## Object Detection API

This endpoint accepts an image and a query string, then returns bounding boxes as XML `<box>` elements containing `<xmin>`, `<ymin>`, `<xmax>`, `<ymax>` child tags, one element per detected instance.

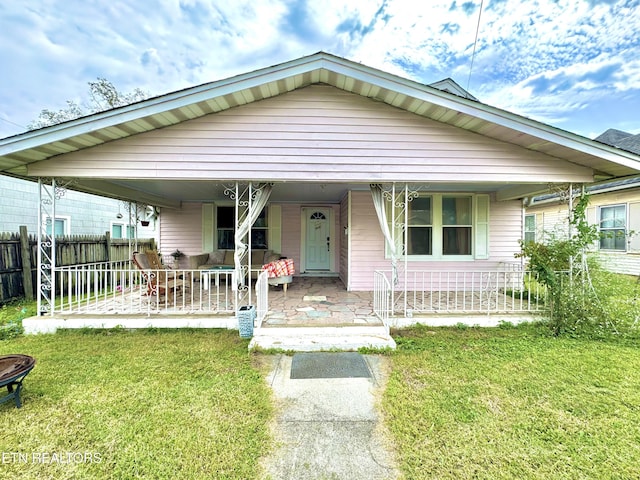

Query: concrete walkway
<box><xmin>260</xmin><ymin>353</ymin><xmax>400</xmax><ymax>480</ymax></box>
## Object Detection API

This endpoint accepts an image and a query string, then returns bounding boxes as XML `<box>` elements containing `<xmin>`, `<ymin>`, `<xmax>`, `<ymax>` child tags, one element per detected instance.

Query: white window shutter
<box><xmin>202</xmin><ymin>204</ymin><xmax>214</xmax><ymax>252</ymax></box>
<box><xmin>629</xmin><ymin>202</ymin><xmax>640</xmax><ymax>253</ymax></box>
<box><xmin>268</xmin><ymin>205</ymin><xmax>282</xmax><ymax>253</ymax></box>
<box><xmin>475</xmin><ymin>194</ymin><xmax>490</xmax><ymax>259</ymax></box>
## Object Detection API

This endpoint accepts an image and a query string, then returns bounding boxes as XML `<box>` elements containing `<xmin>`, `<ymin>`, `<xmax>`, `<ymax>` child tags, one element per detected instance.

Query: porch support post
<box><xmin>402</xmin><ymin>183</ymin><xmax>409</xmax><ymax>315</ymax></box>
<box><xmin>236</xmin><ymin>181</ymin><xmax>251</xmax><ymax>306</ymax></box>
<box><xmin>37</xmin><ymin>178</ymin><xmax>56</xmax><ymax>316</ymax></box>
<box><xmin>371</xmin><ymin>182</ymin><xmax>419</xmax><ymax>316</ymax></box>
<box><xmin>225</xmin><ymin>181</ymin><xmax>273</xmax><ymax>309</ymax></box>
<box><xmin>568</xmin><ymin>183</ymin><xmax>574</xmax><ymax>282</ymax></box>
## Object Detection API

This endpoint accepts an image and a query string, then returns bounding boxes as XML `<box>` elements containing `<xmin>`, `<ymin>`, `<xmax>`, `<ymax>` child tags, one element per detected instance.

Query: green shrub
<box><xmin>518</xmin><ymin>191</ymin><xmax>639</xmax><ymax>338</ymax></box>
<box><xmin>0</xmin><ymin>300</ymin><xmax>35</xmax><ymax>340</ymax></box>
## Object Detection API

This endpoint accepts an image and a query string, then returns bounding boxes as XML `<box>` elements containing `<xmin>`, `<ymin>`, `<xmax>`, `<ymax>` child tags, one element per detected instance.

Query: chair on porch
<box><xmin>145</xmin><ymin>250</ymin><xmax>169</xmax><ymax>271</ymax></box>
<box><xmin>262</xmin><ymin>258</ymin><xmax>295</xmax><ymax>293</ymax></box>
<box><xmin>132</xmin><ymin>251</ymin><xmax>185</xmax><ymax>299</ymax></box>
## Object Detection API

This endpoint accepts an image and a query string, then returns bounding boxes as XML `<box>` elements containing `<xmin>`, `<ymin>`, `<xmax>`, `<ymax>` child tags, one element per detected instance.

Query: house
<box><xmin>526</xmin><ymin>129</ymin><xmax>640</xmax><ymax>276</ymax></box>
<box><xmin>0</xmin><ymin>174</ymin><xmax>157</xmax><ymax>239</ymax></box>
<box><xmin>1</xmin><ymin>52</ymin><xmax>639</xmax><ymax>349</ymax></box>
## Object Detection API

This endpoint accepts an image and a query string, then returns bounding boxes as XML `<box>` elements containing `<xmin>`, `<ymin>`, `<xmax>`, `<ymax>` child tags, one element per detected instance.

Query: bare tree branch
<box><xmin>28</xmin><ymin>78</ymin><xmax>149</xmax><ymax>130</ymax></box>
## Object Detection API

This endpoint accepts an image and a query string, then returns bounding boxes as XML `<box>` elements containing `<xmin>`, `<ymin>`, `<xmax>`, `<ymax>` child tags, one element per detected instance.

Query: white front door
<box><xmin>305</xmin><ymin>208</ymin><xmax>331</xmax><ymax>270</ymax></box>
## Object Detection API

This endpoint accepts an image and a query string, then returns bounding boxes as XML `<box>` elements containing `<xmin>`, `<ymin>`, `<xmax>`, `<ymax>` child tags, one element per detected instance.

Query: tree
<box><xmin>28</xmin><ymin>78</ymin><xmax>148</xmax><ymax>130</ymax></box>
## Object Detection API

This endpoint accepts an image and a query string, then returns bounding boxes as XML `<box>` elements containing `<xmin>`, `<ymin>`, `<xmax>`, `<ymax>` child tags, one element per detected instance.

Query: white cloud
<box><xmin>0</xmin><ymin>0</ymin><xmax>639</xmax><ymax>139</ymax></box>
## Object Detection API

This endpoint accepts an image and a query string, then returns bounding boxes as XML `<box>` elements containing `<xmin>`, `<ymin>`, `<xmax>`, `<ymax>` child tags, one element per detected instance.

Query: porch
<box><xmin>23</xmin><ymin>262</ymin><xmax>548</xmax><ymax>351</ymax></box>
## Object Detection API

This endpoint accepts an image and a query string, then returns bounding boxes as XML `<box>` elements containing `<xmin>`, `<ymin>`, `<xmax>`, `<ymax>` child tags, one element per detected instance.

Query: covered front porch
<box><xmin>24</xmin><ymin>262</ymin><xmax>547</xmax><ymax>349</ymax></box>
<box><xmin>23</xmin><ymin>176</ymin><xmax>554</xmax><ymax>351</ymax></box>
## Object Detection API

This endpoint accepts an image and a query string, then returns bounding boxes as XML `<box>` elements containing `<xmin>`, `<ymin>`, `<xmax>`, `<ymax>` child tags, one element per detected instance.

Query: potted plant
<box><xmin>170</xmin><ymin>249</ymin><xmax>184</xmax><ymax>268</ymax></box>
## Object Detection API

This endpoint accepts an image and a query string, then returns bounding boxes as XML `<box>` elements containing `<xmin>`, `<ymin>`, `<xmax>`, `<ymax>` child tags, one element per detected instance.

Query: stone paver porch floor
<box><xmin>263</xmin><ymin>276</ymin><xmax>381</xmax><ymax>327</ymax></box>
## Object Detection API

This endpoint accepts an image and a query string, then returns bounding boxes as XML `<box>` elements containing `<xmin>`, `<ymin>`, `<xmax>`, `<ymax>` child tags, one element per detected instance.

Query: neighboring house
<box><xmin>526</xmin><ymin>129</ymin><xmax>640</xmax><ymax>275</ymax></box>
<box><xmin>0</xmin><ymin>174</ymin><xmax>157</xmax><ymax>239</ymax></box>
<box><xmin>1</xmin><ymin>52</ymin><xmax>639</xmax><ymax>342</ymax></box>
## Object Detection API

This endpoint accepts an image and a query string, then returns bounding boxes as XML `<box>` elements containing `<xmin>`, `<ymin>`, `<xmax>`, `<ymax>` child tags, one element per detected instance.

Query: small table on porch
<box><xmin>200</xmin><ymin>266</ymin><xmax>235</xmax><ymax>290</ymax></box>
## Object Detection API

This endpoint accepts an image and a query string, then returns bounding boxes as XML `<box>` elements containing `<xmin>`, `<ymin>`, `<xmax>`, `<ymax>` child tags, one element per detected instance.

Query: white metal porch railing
<box><xmin>373</xmin><ymin>269</ymin><xmax>549</xmax><ymax>317</ymax></box>
<box><xmin>373</xmin><ymin>270</ymin><xmax>392</xmax><ymax>333</ymax></box>
<box><xmin>53</xmin><ymin>262</ymin><xmax>237</xmax><ymax>315</ymax></box>
<box><xmin>255</xmin><ymin>271</ymin><xmax>268</xmax><ymax>329</ymax></box>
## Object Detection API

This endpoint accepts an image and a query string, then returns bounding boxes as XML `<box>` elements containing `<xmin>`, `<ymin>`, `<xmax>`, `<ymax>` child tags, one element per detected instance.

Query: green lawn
<box><xmin>3</xmin><ymin>316</ymin><xmax>640</xmax><ymax>479</ymax></box>
<box><xmin>0</xmin><ymin>329</ymin><xmax>273</xmax><ymax>479</ymax></box>
<box><xmin>384</xmin><ymin>324</ymin><xmax>640</xmax><ymax>479</ymax></box>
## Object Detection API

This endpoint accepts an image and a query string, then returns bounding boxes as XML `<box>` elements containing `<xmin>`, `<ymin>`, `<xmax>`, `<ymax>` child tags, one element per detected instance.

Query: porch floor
<box><xmin>263</xmin><ymin>276</ymin><xmax>380</xmax><ymax>327</ymax></box>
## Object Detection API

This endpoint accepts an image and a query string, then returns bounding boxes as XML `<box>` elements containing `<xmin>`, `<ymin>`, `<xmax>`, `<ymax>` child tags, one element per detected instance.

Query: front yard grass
<box><xmin>3</xmin><ymin>321</ymin><xmax>640</xmax><ymax>479</ymax></box>
<box><xmin>0</xmin><ymin>329</ymin><xmax>272</xmax><ymax>479</ymax></box>
<box><xmin>384</xmin><ymin>324</ymin><xmax>640</xmax><ymax>479</ymax></box>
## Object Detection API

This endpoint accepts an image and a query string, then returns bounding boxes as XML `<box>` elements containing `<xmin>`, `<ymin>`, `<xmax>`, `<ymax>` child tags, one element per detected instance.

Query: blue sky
<box><xmin>1</xmin><ymin>0</ymin><xmax>639</xmax><ymax>140</ymax></box>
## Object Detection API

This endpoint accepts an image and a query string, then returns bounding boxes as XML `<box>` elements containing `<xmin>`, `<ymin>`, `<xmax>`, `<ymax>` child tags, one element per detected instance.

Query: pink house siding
<box><xmin>349</xmin><ymin>191</ymin><xmax>387</xmax><ymax>290</ymax></box>
<box><xmin>488</xmin><ymin>197</ymin><xmax>525</xmax><ymax>264</ymax></box>
<box><xmin>156</xmin><ymin>192</ymin><xmax>523</xmax><ymax>287</ymax></box>
<box><xmin>280</xmin><ymin>204</ymin><xmax>302</xmax><ymax>269</ymax></box>
<box><xmin>159</xmin><ymin>202</ymin><xmax>202</xmax><ymax>268</ymax></box>
<box><xmin>28</xmin><ymin>85</ymin><xmax>593</xmax><ymax>185</ymax></box>
<box><xmin>347</xmin><ymin>191</ymin><xmax>524</xmax><ymax>291</ymax></box>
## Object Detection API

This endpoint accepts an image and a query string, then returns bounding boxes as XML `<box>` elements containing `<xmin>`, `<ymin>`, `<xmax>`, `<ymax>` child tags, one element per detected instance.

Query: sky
<box><xmin>1</xmin><ymin>0</ymin><xmax>639</xmax><ymax>140</ymax></box>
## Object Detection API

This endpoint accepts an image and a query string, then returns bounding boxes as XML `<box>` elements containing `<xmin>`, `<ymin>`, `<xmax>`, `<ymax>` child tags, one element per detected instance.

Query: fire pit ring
<box><xmin>0</xmin><ymin>354</ymin><xmax>36</xmax><ymax>408</ymax></box>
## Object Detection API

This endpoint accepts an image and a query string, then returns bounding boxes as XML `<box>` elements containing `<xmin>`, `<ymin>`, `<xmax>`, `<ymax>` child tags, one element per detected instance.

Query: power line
<box><xmin>0</xmin><ymin>116</ymin><xmax>26</xmax><ymax>129</ymax></box>
<box><xmin>467</xmin><ymin>0</ymin><xmax>484</xmax><ymax>93</ymax></box>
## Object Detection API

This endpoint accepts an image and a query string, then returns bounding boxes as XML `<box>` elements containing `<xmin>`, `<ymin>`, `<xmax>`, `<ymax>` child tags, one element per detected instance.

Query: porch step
<box><xmin>248</xmin><ymin>325</ymin><xmax>396</xmax><ymax>352</ymax></box>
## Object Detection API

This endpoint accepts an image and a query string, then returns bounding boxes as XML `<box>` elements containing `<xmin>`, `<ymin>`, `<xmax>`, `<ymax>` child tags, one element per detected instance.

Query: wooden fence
<box><xmin>0</xmin><ymin>226</ymin><xmax>156</xmax><ymax>304</ymax></box>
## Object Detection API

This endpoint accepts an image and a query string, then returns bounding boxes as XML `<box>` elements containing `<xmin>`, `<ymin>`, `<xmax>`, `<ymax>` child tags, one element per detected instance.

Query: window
<box><xmin>524</xmin><ymin>214</ymin><xmax>536</xmax><ymax>244</ymax></box>
<box><xmin>111</xmin><ymin>223</ymin><xmax>135</xmax><ymax>239</ymax></box>
<box><xmin>599</xmin><ymin>204</ymin><xmax>626</xmax><ymax>251</ymax></box>
<box><xmin>442</xmin><ymin>197</ymin><xmax>472</xmax><ymax>255</ymax></box>
<box><xmin>44</xmin><ymin>216</ymin><xmax>69</xmax><ymax>236</ymax></box>
<box><xmin>404</xmin><ymin>194</ymin><xmax>478</xmax><ymax>258</ymax></box>
<box><xmin>216</xmin><ymin>206</ymin><xmax>268</xmax><ymax>250</ymax></box>
<box><xmin>407</xmin><ymin>196</ymin><xmax>432</xmax><ymax>255</ymax></box>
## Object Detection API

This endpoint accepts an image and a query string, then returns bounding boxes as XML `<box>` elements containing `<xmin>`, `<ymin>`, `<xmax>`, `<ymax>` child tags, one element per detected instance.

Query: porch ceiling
<box><xmin>66</xmin><ymin>179</ymin><xmax>507</xmax><ymax>208</ymax></box>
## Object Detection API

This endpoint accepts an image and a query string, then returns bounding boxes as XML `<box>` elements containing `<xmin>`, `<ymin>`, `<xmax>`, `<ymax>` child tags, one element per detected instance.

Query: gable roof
<box><xmin>1</xmin><ymin>51</ymin><xmax>639</xmax><ymax>204</ymax></box>
<box><xmin>595</xmin><ymin>128</ymin><xmax>640</xmax><ymax>155</ymax></box>
<box><xmin>427</xmin><ymin>78</ymin><xmax>478</xmax><ymax>101</ymax></box>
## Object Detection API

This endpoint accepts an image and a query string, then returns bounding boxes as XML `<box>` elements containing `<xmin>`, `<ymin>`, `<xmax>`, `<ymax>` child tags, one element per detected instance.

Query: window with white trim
<box><xmin>111</xmin><ymin>223</ymin><xmax>135</xmax><ymax>239</ymax></box>
<box><xmin>442</xmin><ymin>196</ymin><xmax>472</xmax><ymax>255</ymax></box>
<box><xmin>44</xmin><ymin>216</ymin><xmax>70</xmax><ymax>236</ymax></box>
<box><xmin>400</xmin><ymin>194</ymin><xmax>485</xmax><ymax>259</ymax></box>
<box><xmin>216</xmin><ymin>206</ymin><xmax>268</xmax><ymax>250</ymax></box>
<box><xmin>599</xmin><ymin>204</ymin><xmax>626</xmax><ymax>251</ymax></box>
<box><xmin>407</xmin><ymin>196</ymin><xmax>432</xmax><ymax>255</ymax></box>
<box><xmin>524</xmin><ymin>214</ymin><xmax>536</xmax><ymax>244</ymax></box>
